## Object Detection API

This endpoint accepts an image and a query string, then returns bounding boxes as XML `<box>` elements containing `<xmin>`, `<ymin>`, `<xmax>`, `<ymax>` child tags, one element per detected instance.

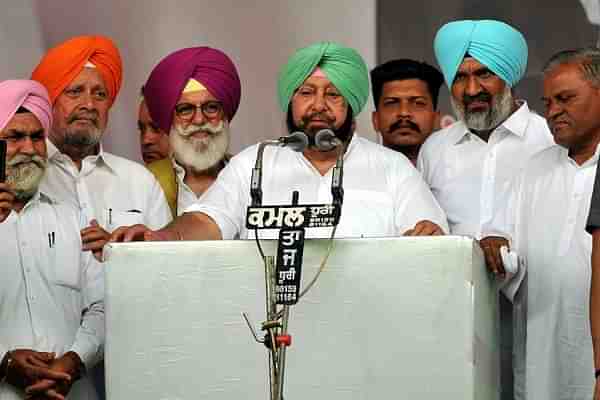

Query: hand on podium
<box><xmin>110</xmin><ymin>224</ymin><xmax>179</xmax><ymax>242</ymax></box>
<box><xmin>403</xmin><ymin>220</ymin><xmax>445</xmax><ymax>236</ymax></box>
<box><xmin>479</xmin><ymin>236</ymin><xmax>509</xmax><ymax>277</ymax></box>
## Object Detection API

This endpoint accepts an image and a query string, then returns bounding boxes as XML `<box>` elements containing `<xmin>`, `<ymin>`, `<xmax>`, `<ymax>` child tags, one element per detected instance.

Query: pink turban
<box><xmin>0</xmin><ymin>80</ymin><xmax>52</xmax><ymax>134</ymax></box>
<box><xmin>142</xmin><ymin>47</ymin><xmax>241</xmax><ymax>132</ymax></box>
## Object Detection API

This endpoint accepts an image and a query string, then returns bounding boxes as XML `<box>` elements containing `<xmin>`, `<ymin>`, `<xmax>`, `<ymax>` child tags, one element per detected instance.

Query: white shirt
<box><xmin>173</xmin><ymin>159</ymin><xmax>204</xmax><ymax>217</ymax></box>
<box><xmin>0</xmin><ymin>191</ymin><xmax>104</xmax><ymax>400</ymax></box>
<box><xmin>186</xmin><ymin>135</ymin><xmax>449</xmax><ymax>239</ymax></box>
<box><xmin>497</xmin><ymin>145</ymin><xmax>596</xmax><ymax>400</ymax></box>
<box><xmin>40</xmin><ymin>140</ymin><xmax>172</xmax><ymax>232</ymax></box>
<box><xmin>417</xmin><ymin>102</ymin><xmax>553</xmax><ymax>238</ymax></box>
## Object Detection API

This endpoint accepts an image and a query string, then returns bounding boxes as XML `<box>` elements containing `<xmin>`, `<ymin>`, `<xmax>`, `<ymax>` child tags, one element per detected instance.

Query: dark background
<box><xmin>377</xmin><ymin>0</ymin><xmax>597</xmax><ymax>115</ymax></box>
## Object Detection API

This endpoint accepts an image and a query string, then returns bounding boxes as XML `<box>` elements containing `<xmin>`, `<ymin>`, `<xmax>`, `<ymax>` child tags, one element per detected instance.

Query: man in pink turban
<box><xmin>142</xmin><ymin>46</ymin><xmax>241</xmax><ymax>217</ymax></box>
<box><xmin>0</xmin><ymin>80</ymin><xmax>105</xmax><ymax>400</ymax></box>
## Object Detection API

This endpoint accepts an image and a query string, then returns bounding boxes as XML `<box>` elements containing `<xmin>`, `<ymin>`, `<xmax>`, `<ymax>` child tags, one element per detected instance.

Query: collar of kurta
<box><xmin>46</xmin><ymin>138</ymin><xmax>117</xmax><ymax>174</ymax></box>
<box><xmin>560</xmin><ymin>141</ymin><xmax>600</xmax><ymax>168</ymax></box>
<box><xmin>453</xmin><ymin>100</ymin><xmax>530</xmax><ymax>145</ymax></box>
<box><xmin>17</xmin><ymin>190</ymin><xmax>59</xmax><ymax>216</ymax></box>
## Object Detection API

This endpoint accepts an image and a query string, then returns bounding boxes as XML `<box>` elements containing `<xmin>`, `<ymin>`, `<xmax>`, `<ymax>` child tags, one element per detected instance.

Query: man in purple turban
<box><xmin>142</xmin><ymin>46</ymin><xmax>241</xmax><ymax>217</ymax></box>
<box><xmin>0</xmin><ymin>80</ymin><xmax>105</xmax><ymax>400</ymax></box>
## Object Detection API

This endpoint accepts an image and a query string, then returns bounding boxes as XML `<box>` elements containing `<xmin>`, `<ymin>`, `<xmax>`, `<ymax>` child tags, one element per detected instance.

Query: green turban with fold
<box><xmin>277</xmin><ymin>41</ymin><xmax>369</xmax><ymax>115</ymax></box>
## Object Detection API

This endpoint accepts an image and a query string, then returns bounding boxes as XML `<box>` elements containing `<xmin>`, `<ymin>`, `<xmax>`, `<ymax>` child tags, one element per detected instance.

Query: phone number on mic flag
<box><xmin>246</xmin><ymin>204</ymin><xmax>340</xmax><ymax>229</ymax></box>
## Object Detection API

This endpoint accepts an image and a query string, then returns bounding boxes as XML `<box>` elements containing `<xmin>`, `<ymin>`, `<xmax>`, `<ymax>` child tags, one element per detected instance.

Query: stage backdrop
<box><xmin>0</xmin><ymin>0</ymin><xmax>376</xmax><ymax>162</ymax></box>
<box><xmin>377</xmin><ymin>0</ymin><xmax>597</xmax><ymax>117</ymax></box>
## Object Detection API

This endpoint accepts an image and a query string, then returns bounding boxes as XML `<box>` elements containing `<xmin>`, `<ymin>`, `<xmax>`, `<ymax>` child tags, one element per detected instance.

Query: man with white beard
<box><xmin>418</xmin><ymin>20</ymin><xmax>553</xmax><ymax>244</ymax></box>
<box><xmin>141</xmin><ymin>46</ymin><xmax>241</xmax><ymax>217</ymax></box>
<box><xmin>0</xmin><ymin>80</ymin><xmax>104</xmax><ymax>400</ymax></box>
<box><xmin>417</xmin><ymin>20</ymin><xmax>554</xmax><ymax>399</ymax></box>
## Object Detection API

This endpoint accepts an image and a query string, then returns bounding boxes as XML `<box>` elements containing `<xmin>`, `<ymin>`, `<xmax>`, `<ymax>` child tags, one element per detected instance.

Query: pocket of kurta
<box><xmin>52</xmin><ymin>233</ymin><xmax>83</xmax><ymax>290</ymax></box>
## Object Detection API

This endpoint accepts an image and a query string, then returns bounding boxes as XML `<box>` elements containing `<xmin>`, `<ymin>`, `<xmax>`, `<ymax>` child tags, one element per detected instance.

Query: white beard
<box><xmin>170</xmin><ymin>120</ymin><xmax>230</xmax><ymax>173</ymax></box>
<box><xmin>451</xmin><ymin>85</ymin><xmax>514</xmax><ymax>131</ymax></box>
<box><xmin>6</xmin><ymin>154</ymin><xmax>47</xmax><ymax>200</ymax></box>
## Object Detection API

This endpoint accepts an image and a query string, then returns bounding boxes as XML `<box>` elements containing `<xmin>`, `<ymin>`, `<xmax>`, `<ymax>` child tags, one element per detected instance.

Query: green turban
<box><xmin>277</xmin><ymin>41</ymin><xmax>369</xmax><ymax>115</ymax></box>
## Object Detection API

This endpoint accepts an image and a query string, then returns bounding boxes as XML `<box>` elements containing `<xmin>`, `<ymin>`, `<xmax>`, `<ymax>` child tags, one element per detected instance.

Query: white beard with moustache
<box><xmin>451</xmin><ymin>85</ymin><xmax>514</xmax><ymax>132</ymax></box>
<box><xmin>6</xmin><ymin>154</ymin><xmax>47</xmax><ymax>201</ymax></box>
<box><xmin>170</xmin><ymin>120</ymin><xmax>230</xmax><ymax>173</ymax></box>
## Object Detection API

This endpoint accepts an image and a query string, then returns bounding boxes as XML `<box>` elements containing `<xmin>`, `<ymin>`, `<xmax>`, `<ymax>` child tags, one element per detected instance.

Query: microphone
<box><xmin>280</xmin><ymin>131</ymin><xmax>309</xmax><ymax>152</ymax></box>
<box><xmin>314</xmin><ymin>129</ymin><xmax>342</xmax><ymax>152</ymax></box>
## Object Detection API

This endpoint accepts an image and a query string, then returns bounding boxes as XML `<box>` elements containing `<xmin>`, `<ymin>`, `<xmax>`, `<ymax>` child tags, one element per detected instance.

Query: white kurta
<box><xmin>417</xmin><ymin>102</ymin><xmax>553</xmax><ymax>238</ymax></box>
<box><xmin>40</xmin><ymin>140</ymin><xmax>172</xmax><ymax>232</ymax></box>
<box><xmin>172</xmin><ymin>159</ymin><xmax>204</xmax><ymax>217</ymax></box>
<box><xmin>0</xmin><ymin>192</ymin><xmax>104</xmax><ymax>400</ymax></box>
<box><xmin>498</xmin><ymin>145</ymin><xmax>596</xmax><ymax>400</ymax></box>
<box><xmin>185</xmin><ymin>135</ymin><xmax>449</xmax><ymax>239</ymax></box>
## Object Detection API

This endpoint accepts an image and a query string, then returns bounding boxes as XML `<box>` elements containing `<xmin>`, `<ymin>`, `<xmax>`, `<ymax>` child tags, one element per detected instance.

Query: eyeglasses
<box><xmin>174</xmin><ymin>101</ymin><xmax>223</xmax><ymax>121</ymax></box>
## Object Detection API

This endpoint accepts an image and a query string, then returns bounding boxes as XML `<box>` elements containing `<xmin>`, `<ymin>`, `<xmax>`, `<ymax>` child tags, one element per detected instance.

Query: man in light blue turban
<box><xmin>419</xmin><ymin>21</ymin><xmax>554</xmax><ymax>398</ymax></box>
<box><xmin>111</xmin><ymin>41</ymin><xmax>449</xmax><ymax>244</ymax></box>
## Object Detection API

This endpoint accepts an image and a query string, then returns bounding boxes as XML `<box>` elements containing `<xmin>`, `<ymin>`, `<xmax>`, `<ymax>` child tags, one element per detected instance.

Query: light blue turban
<box><xmin>434</xmin><ymin>20</ymin><xmax>528</xmax><ymax>88</ymax></box>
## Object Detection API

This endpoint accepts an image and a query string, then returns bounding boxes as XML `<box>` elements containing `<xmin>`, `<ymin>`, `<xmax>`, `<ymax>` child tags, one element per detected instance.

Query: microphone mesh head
<box><xmin>287</xmin><ymin>131</ymin><xmax>309</xmax><ymax>152</ymax></box>
<box><xmin>315</xmin><ymin>129</ymin><xmax>338</xmax><ymax>151</ymax></box>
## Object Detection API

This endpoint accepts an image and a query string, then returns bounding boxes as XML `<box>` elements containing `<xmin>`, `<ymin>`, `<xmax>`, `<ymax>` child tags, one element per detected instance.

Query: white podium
<box><xmin>104</xmin><ymin>237</ymin><xmax>499</xmax><ymax>400</ymax></box>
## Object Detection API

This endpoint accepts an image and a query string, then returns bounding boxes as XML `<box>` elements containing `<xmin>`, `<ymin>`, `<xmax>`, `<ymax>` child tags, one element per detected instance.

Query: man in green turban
<box><xmin>111</xmin><ymin>41</ymin><xmax>448</xmax><ymax>242</ymax></box>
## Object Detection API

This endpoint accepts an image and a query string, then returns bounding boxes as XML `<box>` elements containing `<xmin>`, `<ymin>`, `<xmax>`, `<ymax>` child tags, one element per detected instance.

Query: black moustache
<box><xmin>389</xmin><ymin>120</ymin><xmax>420</xmax><ymax>133</ymax></box>
<box><xmin>303</xmin><ymin>113</ymin><xmax>335</xmax><ymax>124</ymax></box>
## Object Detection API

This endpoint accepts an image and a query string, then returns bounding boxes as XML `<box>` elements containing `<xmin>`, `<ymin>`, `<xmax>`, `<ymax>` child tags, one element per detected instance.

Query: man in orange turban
<box><xmin>31</xmin><ymin>35</ymin><xmax>171</xmax><ymax>399</ymax></box>
<box><xmin>32</xmin><ymin>35</ymin><xmax>122</xmax><ymax>106</ymax></box>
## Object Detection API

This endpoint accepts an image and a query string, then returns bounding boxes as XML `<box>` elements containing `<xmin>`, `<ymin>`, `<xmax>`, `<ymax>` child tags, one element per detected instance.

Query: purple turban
<box><xmin>142</xmin><ymin>47</ymin><xmax>241</xmax><ymax>132</ymax></box>
<box><xmin>0</xmin><ymin>80</ymin><xmax>52</xmax><ymax>134</ymax></box>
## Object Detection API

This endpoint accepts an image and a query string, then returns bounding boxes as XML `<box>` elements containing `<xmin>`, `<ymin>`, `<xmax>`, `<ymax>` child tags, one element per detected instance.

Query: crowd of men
<box><xmin>0</xmin><ymin>17</ymin><xmax>599</xmax><ymax>400</ymax></box>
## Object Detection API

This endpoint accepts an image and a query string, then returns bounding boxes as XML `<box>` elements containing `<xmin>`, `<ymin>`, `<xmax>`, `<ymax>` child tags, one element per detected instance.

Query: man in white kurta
<box><xmin>423</xmin><ymin>21</ymin><xmax>554</xmax><ymax>399</ymax></box>
<box><xmin>0</xmin><ymin>79</ymin><xmax>104</xmax><ymax>400</ymax></box>
<box><xmin>497</xmin><ymin>144</ymin><xmax>596</xmax><ymax>400</ymax></box>
<box><xmin>142</xmin><ymin>46</ymin><xmax>242</xmax><ymax>218</ymax></box>
<box><xmin>486</xmin><ymin>48</ymin><xmax>600</xmax><ymax>399</ymax></box>
<box><xmin>0</xmin><ymin>191</ymin><xmax>104</xmax><ymax>400</ymax></box>
<box><xmin>32</xmin><ymin>35</ymin><xmax>171</xmax><ymax>264</ymax></box>
<box><xmin>419</xmin><ymin>20</ymin><xmax>553</xmax><ymax>239</ymax></box>
<box><xmin>111</xmin><ymin>41</ymin><xmax>448</xmax><ymax>242</ymax></box>
<box><xmin>186</xmin><ymin>133</ymin><xmax>447</xmax><ymax>239</ymax></box>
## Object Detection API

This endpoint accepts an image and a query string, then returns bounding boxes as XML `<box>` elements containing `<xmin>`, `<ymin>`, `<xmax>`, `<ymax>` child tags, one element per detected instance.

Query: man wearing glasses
<box><xmin>142</xmin><ymin>46</ymin><xmax>241</xmax><ymax>217</ymax></box>
<box><xmin>112</xmin><ymin>42</ymin><xmax>448</xmax><ymax>242</ymax></box>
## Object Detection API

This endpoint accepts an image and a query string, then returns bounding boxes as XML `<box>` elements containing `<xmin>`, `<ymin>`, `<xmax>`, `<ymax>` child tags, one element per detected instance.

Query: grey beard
<box><xmin>451</xmin><ymin>86</ymin><xmax>514</xmax><ymax>132</ymax></box>
<box><xmin>63</xmin><ymin>125</ymin><xmax>103</xmax><ymax>147</ymax></box>
<box><xmin>6</xmin><ymin>154</ymin><xmax>47</xmax><ymax>201</ymax></box>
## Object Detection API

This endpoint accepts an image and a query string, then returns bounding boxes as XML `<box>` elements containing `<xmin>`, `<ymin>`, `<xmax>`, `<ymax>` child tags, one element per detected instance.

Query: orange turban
<box><xmin>31</xmin><ymin>35</ymin><xmax>123</xmax><ymax>105</ymax></box>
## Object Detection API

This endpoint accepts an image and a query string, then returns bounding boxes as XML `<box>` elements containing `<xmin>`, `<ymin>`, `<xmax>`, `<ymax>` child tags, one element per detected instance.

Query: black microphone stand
<box><xmin>244</xmin><ymin>133</ymin><xmax>345</xmax><ymax>400</ymax></box>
